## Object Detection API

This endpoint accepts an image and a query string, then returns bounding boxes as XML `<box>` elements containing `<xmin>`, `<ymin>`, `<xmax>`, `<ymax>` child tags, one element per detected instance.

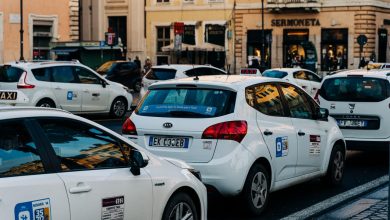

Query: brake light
<box><xmin>202</xmin><ymin>121</ymin><xmax>247</xmax><ymax>143</ymax></box>
<box><xmin>122</xmin><ymin>118</ymin><xmax>137</xmax><ymax>135</ymax></box>
<box><xmin>314</xmin><ymin>89</ymin><xmax>320</xmax><ymax>104</ymax></box>
<box><xmin>17</xmin><ymin>72</ymin><xmax>35</xmax><ymax>89</ymax></box>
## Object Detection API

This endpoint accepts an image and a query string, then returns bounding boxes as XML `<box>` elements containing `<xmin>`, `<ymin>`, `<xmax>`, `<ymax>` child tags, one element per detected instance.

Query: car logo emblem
<box><xmin>349</xmin><ymin>104</ymin><xmax>355</xmax><ymax>110</ymax></box>
<box><xmin>163</xmin><ymin>122</ymin><xmax>173</xmax><ymax>128</ymax></box>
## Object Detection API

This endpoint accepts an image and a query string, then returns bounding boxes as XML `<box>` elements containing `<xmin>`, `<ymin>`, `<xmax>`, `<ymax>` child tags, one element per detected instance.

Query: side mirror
<box><xmin>101</xmin><ymin>80</ymin><xmax>107</xmax><ymax>88</ymax></box>
<box><xmin>315</xmin><ymin>108</ymin><xmax>329</xmax><ymax>120</ymax></box>
<box><xmin>129</xmin><ymin>150</ymin><xmax>148</xmax><ymax>176</ymax></box>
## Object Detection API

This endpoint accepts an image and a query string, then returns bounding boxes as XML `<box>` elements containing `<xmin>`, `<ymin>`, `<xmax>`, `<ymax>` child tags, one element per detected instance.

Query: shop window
<box><xmin>108</xmin><ymin>16</ymin><xmax>127</xmax><ymax>55</ymax></box>
<box><xmin>205</xmin><ymin>24</ymin><xmax>225</xmax><ymax>47</ymax></box>
<box><xmin>247</xmin><ymin>30</ymin><xmax>272</xmax><ymax>69</ymax></box>
<box><xmin>283</xmin><ymin>29</ymin><xmax>308</xmax><ymax>68</ymax></box>
<box><xmin>156</xmin><ymin>26</ymin><xmax>171</xmax><ymax>53</ymax></box>
<box><xmin>321</xmin><ymin>29</ymin><xmax>348</xmax><ymax>71</ymax></box>
<box><xmin>32</xmin><ymin>20</ymin><xmax>53</xmax><ymax>60</ymax></box>
<box><xmin>183</xmin><ymin>25</ymin><xmax>195</xmax><ymax>45</ymax></box>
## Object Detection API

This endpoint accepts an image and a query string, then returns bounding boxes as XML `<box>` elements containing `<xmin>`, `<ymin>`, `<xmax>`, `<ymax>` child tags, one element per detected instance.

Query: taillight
<box><xmin>122</xmin><ymin>118</ymin><xmax>137</xmax><ymax>135</ymax></box>
<box><xmin>314</xmin><ymin>89</ymin><xmax>320</xmax><ymax>104</ymax></box>
<box><xmin>202</xmin><ymin>120</ymin><xmax>247</xmax><ymax>143</ymax></box>
<box><xmin>17</xmin><ymin>72</ymin><xmax>35</xmax><ymax>89</ymax></box>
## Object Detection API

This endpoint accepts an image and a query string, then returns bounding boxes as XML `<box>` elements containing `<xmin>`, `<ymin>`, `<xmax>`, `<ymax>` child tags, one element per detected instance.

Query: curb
<box><xmin>280</xmin><ymin>175</ymin><xmax>389</xmax><ymax>220</ymax></box>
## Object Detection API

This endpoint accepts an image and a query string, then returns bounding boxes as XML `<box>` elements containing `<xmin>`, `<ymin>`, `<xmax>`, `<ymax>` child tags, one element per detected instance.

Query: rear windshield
<box><xmin>320</xmin><ymin>77</ymin><xmax>390</xmax><ymax>102</ymax></box>
<box><xmin>136</xmin><ymin>88</ymin><xmax>236</xmax><ymax>118</ymax></box>
<box><xmin>145</xmin><ymin>68</ymin><xmax>176</xmax><ymax>80</ymax></box>
<box><xmin>262</xmin><ymin>70</ymin><xmax>288</xmax><ymax>79</ymax></box>
<box><xmin>0</xmin><ymin>66</ymin><xmax>24</xmax><ymax>82</ymax></box>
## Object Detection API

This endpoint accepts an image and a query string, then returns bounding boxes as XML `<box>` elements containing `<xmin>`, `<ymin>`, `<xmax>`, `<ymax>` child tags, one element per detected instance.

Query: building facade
<box><xmin>0</xmin><ymin>0</ymin><xmax>78</xmax><ymax>63</ymax></box>
<box><xmin>235</xmin><ymin>0</ymin><xmax>390</xmax><ymax>73</ymax></box>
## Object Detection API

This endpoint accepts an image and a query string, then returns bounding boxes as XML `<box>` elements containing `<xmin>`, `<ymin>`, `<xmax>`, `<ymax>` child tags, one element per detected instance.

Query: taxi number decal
<box><xmin>14</xmin><ymin>198</ymin><xmax>51</xmax><ymax>220</ymax></box>
<box><xmin>276</xmin><ymin>136</ymin><xmax>288</xmax><ymax>158</ymax></box>
<box><xmin>309</xmin><ymin>135</ymin><xmax>321</xmax><ymax>156</ymax></box>
<box><xmin>102</xmin><ymin>196</ymin><xmax>124</xmax><ymax>220</ymax></box>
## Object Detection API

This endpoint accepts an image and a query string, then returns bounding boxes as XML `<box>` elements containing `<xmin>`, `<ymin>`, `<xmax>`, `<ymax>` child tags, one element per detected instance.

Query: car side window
<box><xmin>52</xmin><ymin>66</ymin><xmax>77</xmax><ymax>83</ymax></box>
<box><xmin>0</xmin><ymin>121</ymin><xmax>45</xmax><ymax>177</ymax></box>
<box><xmin>31</xmin><ymin>67</ymin><xmax>52</xmax><ymax>82</ymax></box>
<box><xmin>74</xmin><ymin>67</ymin><xmax>101</xmax><ymax>84</ymax></box>
<box><xmin>184</xmin><ymin>68</ymin><xmax>197</xmax><ymax>77</ymax></box>
<box><xmin>293</xmin><ymin>71</ymin><xmax>308</xmax><ymax>80</ymax></box>
<box><xmin>306</xmin><ymin>71</ymin><xmax>321</xmax><ymax>83</ymax></box>
<box><xmin>245</xmin><ymin>83</ymin><xmax>285</xmax><ymax>117</ymax></box>
<box><xmin>38</xmin><ymin>119</ymin><xmax>132</xmax><ymax>171</ymax></box>
<box><xmin>280</xmin><ymin>83</ymin><xmax>314</xmax><ymax>119</ymax></box>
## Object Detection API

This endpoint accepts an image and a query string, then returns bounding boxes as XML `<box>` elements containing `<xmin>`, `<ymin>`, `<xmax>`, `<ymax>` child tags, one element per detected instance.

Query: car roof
<box><xmin>0</xmin><ymin>106</ymin><xmax>74</xmax><ymax>119</ymax></box>
<box><xmin>4</xmin><ymin>60</ymin><xmax>81</xmax><ymax>70</ymax></box>
<box><xmin>324</xmin><ymin>69</ymin><xmax>390</xmax><ymax>80</ymax></box>
<box><xmin>151</xmin><ymin>64</ymin><xmax>224</xmax><ymax>72</ymax></box>
<box><xmin>148</xmin><ymin>75</ymin><xmax>287</xmax><ymax>91</ymax></box>
<box><xmin>263</xmin><ymin>68</ymin><xmax>311</xmax><ymax>73</ymax></box>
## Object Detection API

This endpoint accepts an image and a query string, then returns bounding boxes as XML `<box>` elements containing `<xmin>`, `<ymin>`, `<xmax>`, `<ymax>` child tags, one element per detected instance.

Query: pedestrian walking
<box><xmin>143</xmin><ymin>56</ymin><xmax>152</xmax><ymax>77</ymax></box>
<box><xmin>134</xmin><ymin>56</ymin><xmax>141</xmax><ymax>69</ymax></box>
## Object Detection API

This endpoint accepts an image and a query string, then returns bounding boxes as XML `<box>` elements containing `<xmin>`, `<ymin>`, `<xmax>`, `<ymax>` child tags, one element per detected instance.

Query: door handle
<box><xmin>92</xmin><ymin>93</ymin><xmax>100</xmax><ymax>97</ymax></box>
<box><xmin>298</xmin><ymin>131</ymin><xmax>306</xmax><ymax>136</ymax></box>
<box><xmin>69</xmin><ymin>183</ymin><xmax>92</xmax><ymax>194</ymax></box>
<box><xmin>55</xmin><ymin>87</ymin><xmax>61</xmax><ymax>90</ymax></box>
<box><xmin>263</xmin><ymin>130</ymin><xmax>273</xmax><ymax>136</ymax></box>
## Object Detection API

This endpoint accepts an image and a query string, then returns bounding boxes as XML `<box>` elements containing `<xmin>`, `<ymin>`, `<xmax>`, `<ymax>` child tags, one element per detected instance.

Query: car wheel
<box><xmin>110</xmin><ymin>97</ymin><xmax>127</xmax><ymax>118</ymax></box>
<box><xmin>36</xmin><ymin>99</ymin><xmax>55</xmax><ymax>108</ymax></box>
<box><xmin>324</xmin><ymin>144</ymin><xmax>345</xmax><ymax>185</ymax></box>
<box><xmin>162</xmin><ymin>192</ymin><xmax>198</xmax><ymax>220</ymax></box>
<box><xmin>133</xmin><ymin>80</ymin><xmax>142</xmax><ymax>92</ymax></box>
<box><xmin>242</xmin><ymin>163</ymin><xmax>269</xmax><ymax>216</ymax></box>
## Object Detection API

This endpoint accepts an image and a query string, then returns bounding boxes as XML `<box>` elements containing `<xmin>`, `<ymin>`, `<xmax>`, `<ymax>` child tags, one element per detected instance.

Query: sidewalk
<box><xmin>317</xmin><ymin>186</ymin><xmax>388</xmax><ymax>220</ymax></box>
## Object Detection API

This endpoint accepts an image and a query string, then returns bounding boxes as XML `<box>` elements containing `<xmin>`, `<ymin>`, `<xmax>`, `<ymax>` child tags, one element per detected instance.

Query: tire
<box><xmin>162</xmin><ymin>192</ymin><xmax>198</xmax><ymax>220</ymax></box>
<box><xmin>324</xmin><ymin>144</ymin><xmax>345</xmax><ymax>186</ymax></box>
<box><xmin>133</xmin><ymin>80</ymin><xmax>142</xmax><ymax>92</ymax></box>
<box><xmin>242</xmin><ymin>164</ymin><xmax>270</xmax><ymax>216</ymax></box>
<box><xmin>110</xmin><ymin>97</ymin><xmax>127</xmax><ymax>118</ymax></box>
<box><xmin>36</xmin><ymin>99</ymin><xmax>55</xmax><ymax>108</ymax></box>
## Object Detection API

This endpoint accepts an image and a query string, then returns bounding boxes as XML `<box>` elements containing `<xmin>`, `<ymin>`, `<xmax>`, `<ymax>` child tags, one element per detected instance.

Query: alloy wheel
<box><xmin>168</xmin><ymin>202</ymin><xmax>193</xmax><ymax>220</ymax></box>
<box><xmin>251</xmin><ymin>172</ymin><xmax>268</xmax><ymax>209</ymax></box>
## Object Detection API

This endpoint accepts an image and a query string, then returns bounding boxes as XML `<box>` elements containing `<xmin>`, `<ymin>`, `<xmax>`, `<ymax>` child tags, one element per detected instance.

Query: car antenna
<box><xmin>192</xmin><ymin>64</ymin><xmax>199</xmax><ymax>81</ymax></box>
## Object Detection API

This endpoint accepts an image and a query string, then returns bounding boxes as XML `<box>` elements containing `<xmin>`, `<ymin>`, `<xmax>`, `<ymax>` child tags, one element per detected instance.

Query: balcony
<box><xmin>266</xmin><ymin>0</ymin><xmax>321</xmax><ymax>12</ymax></box>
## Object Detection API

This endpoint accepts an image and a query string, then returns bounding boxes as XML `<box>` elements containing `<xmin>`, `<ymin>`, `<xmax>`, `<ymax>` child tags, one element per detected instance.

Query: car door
<box><xmin>246</xmin><ymin>83</ymin><xmax>298</xmax><ymax>181</ymax></box>
<box><xmin>36</xmin><ymin>118</ymin><xmax>153</xmax><ymax>220</ymax></box>
<box><xmin>292</xmin><ymin>70</ymin><xmax>313</xmax><ymax>95</ymax></box>
<box><xmin>306</xmin><ymin>71</ymin><xmax>322</xmax><ymax>97</ymax></box>
<box><xmin>279</xmin><ymin>83</ymin><xmax>327</xmax><ymax>176</ymax></box>
<box><xmin>74</xmin><ymin>66</ymin><xmax>109</xmax><ymax>112</ymax></box>
<box><xmin>0</xmin><ymin>120</ymin><xmax>70</xmax><ymax>220</ymax></box>
<box><xmin>51</xmin><ymin>66</ymin><xmax>82</xmax><ymax>111</ymax></box>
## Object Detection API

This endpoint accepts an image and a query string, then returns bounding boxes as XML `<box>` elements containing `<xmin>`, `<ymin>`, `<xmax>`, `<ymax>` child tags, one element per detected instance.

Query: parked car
<box><xmin>0</xmin><ymin>107</ymin><xmax>207</xmax><ymax>220</ymax></box>
<box><xmin>262</xmin><ymin>68</ymin><xmax>322</xmax><ymax>97</ymax></box>
<box><xmin>123</xmin><ymin>75</ymin><xmax>346</xmax><ymax>216</ymax></box>
<box><xmin>317</xmin><ymin>69</ymin><xmax>390</xmax><ymax>151</ymax></box>
<box><xmin>97</xmin><ymin>61</ymin><xmax>142</xmax><ymax>92</ymax></box>
<box><xmin>140</xmin><ymin>64</ymin><xmax>227</xmax><ymax>97</ymax></box>
<box><xmin>0</xmin><ymin>61</ymin><xmax>132</xmax><ymax>118</ymax></box>
<box><xmin>366</xmin><ymin>62</ymin><xmax>390</xmax><ymax>70</ymax></box>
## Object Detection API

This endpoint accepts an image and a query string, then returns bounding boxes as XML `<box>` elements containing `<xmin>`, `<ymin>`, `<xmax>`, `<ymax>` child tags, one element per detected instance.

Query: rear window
<box><xmin>320</xmin><ymin>77</ymin><xmax>390</xmax><ymax>102</ymax></box>
<box><xmin>0</xmin><ymin>66</ymin><xmax>24</xmax><ymax>82</ymax></box>
<box><xmin>145</xmin><ymin>68</ymin><xmax>176</xmax><ymax>80</ymax></box>
<box><xmin>262</xmin><ymin>70</ymin><xmax>288</xmax><ymax>79</ymax></box>
<box><xmin>136</xmin><ymin>88</ymin><xmax>236</xmax><ymax>118</ymax></box>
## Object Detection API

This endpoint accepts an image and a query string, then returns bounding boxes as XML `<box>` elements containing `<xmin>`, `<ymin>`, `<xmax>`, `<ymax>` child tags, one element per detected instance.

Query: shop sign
<box><xmin>271</xmin><ymin>19</ymin><xmax>320</xmax><ymax>27</ymax></box>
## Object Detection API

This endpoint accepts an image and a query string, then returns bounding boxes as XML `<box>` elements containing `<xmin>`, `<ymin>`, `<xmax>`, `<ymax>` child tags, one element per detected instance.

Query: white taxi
<box><xmin>0</xmin><ymin>61</ymin><xmax>133</xmax><ymax>117</ymax></box>
<box><xmin>123</xmin><ymin>75</ymin><xmax>346</xmax><ymax>216</ymax></box>
<box><xmin>317</xmin><ymin>69</ymin><xmax>390</xmax><ymax>151</ymax></box>
<box><xmin>0</xmin><ymin>107</ymin><xmax>207</xmax><ymax>220</ymax></box>
<box><xmin>262</xmin><ymin>68</ymin><xmax>322</xmax><ymax>97</ymax></box>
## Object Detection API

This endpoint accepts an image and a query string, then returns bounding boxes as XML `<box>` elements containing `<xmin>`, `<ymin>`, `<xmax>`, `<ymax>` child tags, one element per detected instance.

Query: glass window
<box><xmin>145</xmin><ymin>68</ymin><xmax>176</xmax><ymax>80</ymax></box>
<box><xmin>38</xmin><ymin>119</ymin><xmax>131</xmax><ymax>171</ymax></box>
<box><xmin>0</xmin><ymin>121</ymin><xmax>44</xmax><ymax>177</ymax></box>
<box><xmin>306</xmin><ymin>71</ymin><xmax>321</xmax><ymax>83</ymax></box>
<box><xmin>52</xmin><ymin>66</ymin><xmax>76</xmax><ymax>83</ymax></box>
<box><xmin>136</xmin><ymin>88</ymin><xmax>236</xmax><ymax>118</ymax></box>
<box><xmin>32</xmin><ymin>67</ymin><xmax>52</xmax><ymax>82</ymax></box>
<box><xmin>156</xmin><ymin>26</ymin><xmax>170</xmax><ymax>52</ymax></box>
<box><xmin>0</xmin><ymin>66</ymin><xmax>25</xmax><ymax>82</ymax></box>
<box><xmin>293</xmin><ymin>71</ymin><xmax>308</xmax><ymax>80</ymax></box>
<box><xmin>262</xmin><ymin>70</ymin><xmax>288</xmax><ymax>79</ymax></box>
<box><xmin>74</xmin><ymin>67</ymin><xmax>101</xmax><ymax>84</ymax></box>
<box><xmin>280</xmin><ymin>84</ymin><xmax>313</xmax><ymax>119</ymax></box>
<box><xmin>245</xmin><ymin>84</ymin><xmax>285</xmax><ymax>117</ymax></box>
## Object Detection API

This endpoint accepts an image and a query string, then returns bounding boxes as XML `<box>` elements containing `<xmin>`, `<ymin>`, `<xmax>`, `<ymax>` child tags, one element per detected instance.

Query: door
<box><xmin>280</xmin><ymin>83</ymin><xmax>327</xmax><ymax>176</ymax></box>
<box><xmin>292</xmin><ymin>70</ymin><xmax>313</xmax><ymax>96</ymax></box>
<box><xmin>0</xmin><ymin>120</ymin><xmax>70</xmax><ymax>220</ymax></box>
<box><xmin>74</xmin><ymin>66</ymin><xmax>109</xmax><ymax>112</ymax></box>
<box><xmin>37</xmin><ymin>118</ymin><xmax>153</xmax><ymax>220</ymax></box>
<box><xmin>246</xmin><ymin>83</ymin><xmax>297</xmax><ymax>181</ymax></box>
<box><xmin>51</xmin><ymin>66</ymin><xmax>82</xmax><ymax>111</ymax></box>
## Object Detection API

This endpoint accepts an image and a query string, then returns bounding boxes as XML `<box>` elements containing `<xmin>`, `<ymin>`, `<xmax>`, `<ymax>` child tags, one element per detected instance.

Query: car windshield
<box><xmin>320</xmin><ymin>77</ymin><xmax>390</xmax><ymax>102</ymax></box>
<box><xmin>145</xmin><ymin>68</ymin><xmax>177</xmax><ymax>80</ymax></box>
<box><xmin>136</xmin><ymin>88</ymin><xmax>236</xmax><ymax>118</ymax></box>
<box><xmin>96</xmin><ymin>61</ymin><xmax>115</xmax><ymax>74</ymax></box>
<box><xmin>262</xmin><ymin>70</ymin><xmax>288</xmax><ymax>79</ymax></box>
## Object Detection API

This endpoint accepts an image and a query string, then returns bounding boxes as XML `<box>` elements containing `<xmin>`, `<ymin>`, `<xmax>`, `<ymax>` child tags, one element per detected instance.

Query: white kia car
<box><xmin>262</xmin><ymin>68</ymin><xmax>322</xmax><ymax>97</ymax></box>
<box><xmin>0</xmin><ymin>61</ymin><xmax>132</xmax><ymax>117</ymax></box>
<box><xmin>123</xmin><ymin>75</ymin><xmax>346</xmax><ymax>216</ymax></box>
<box><xmin>0</xmin><ymin>107</ymin><xmax>207</xmax><ymax>220</ymax></box>
<box><xmin>317</xmin><ymin>69</ymin><xmax>390</xmax><ymax>151</ymax></box>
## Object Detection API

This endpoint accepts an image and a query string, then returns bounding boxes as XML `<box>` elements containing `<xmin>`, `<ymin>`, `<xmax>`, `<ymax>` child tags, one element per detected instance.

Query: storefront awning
<box><xmin>197</xmin><ymin>42</ymin><xmax>225</xmax><ymax>52</ymax></box>
<box><xmin>51</xmin><ymin>47</ymin><xmax>79</xmax><ymax>55</ymax></box>
<box><xmin>161</xmin><ymin>43</ymin><xmax>197</xmax><ymax>52</ymax></box>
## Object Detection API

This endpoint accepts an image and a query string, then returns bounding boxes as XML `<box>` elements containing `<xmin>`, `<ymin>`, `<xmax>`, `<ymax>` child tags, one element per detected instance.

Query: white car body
<box><xmin>124</xmin><ymin>75</ymin><xmax>345</xmax><ymax>215</ymax></box>
<box><xmin>0</xmin><ymin>61</ymin><xmax>132</xmax><ymax>117</ymax></box>
<box><xmin>262</xmin><ymin>68</ymin><xmax>322</xmax><ymax>97</ymax></box>
<box><xmin>0</xmin><ymin>107</ymin><xmax>207</xmax><ymax>220</ymax></box>
<box><xmin>318</xmin><ymin>69</ymin><xmax>390</xmax><ymax>150</ymax></box>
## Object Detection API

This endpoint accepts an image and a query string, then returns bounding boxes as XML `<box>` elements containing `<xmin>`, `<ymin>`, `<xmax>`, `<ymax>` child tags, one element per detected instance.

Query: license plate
<box><xmin>0</xmin><ymin>91</ymin><xmax>17</xmax><ymax>100</ymax></box>
<box><xmin>337</xmin><ymin>119</ymin><xmax>367</xmax><ymax>128</ymax></box>
<box><xmin>148</xmin><ymin>136</ymin><xmax>189</xmax><ymax>148</ymax></box>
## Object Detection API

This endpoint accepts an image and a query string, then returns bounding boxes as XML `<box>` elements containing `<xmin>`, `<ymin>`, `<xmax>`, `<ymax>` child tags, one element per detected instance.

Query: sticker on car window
<box><xmin>14</xmin><ymin>198</ymin><xmax>51</xmax><ymax>220</ymax></box>
<box><xmin>67</xmin><ymin>91</ymin><xmax>73</xmax><ymax>100</ymax></box>
<box><xmin>309</xmin><ymin>135</ymin><xmax>321</xmax><ymax>156</ymax></box>
<box><xmin>139</xmin><ymin>104</ymin><xmax>217</xmax><ymax>116</ymax></box>
<box><xmin>276</xmin><ymin>136</ymin><xmax>288</xmax><ymax>157</ymax></box>
<box><xmin>102</xmin><ymin>196</ymin><xmax>124</xmax><ymax>220</ymax></box>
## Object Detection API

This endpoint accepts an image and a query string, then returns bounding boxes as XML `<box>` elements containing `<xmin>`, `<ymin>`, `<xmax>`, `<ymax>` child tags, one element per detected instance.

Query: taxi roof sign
<box><xmin>240</xmin><ymin>68</ymin><xmax>261</xmax><ymax>76</ymax></box>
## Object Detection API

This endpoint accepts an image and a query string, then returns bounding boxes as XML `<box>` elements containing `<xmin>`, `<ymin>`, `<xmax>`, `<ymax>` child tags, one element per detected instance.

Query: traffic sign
<box><xmin>357</xmin><ymin>34</ymin><xmax>368</xmax><ymax>46</ymax></box>
<box><xmin>174</xmin><ymin>22</ymin><xmax>185</xmax><ymax>35</ymax></box>
<box><xmin>105</xmin><ymin>32</ymin><xmax>116</xmax><ymax>46</ymax></box>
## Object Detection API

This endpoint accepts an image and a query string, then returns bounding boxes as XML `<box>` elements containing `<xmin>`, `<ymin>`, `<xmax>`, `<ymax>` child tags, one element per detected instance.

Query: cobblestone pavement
<box><xmin>349</xmin><ymin>200</ymin><xmax>388</xmax><ymax>220</ymax></box>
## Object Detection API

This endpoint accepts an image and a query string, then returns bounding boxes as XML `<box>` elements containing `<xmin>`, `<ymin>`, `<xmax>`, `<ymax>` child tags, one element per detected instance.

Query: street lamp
<box><xmin>20</xmin><ymin>0</ymin><xmax>24</xmax><ymax>61</ymax></box>
<box><xmin>260</xmin><ymin>0</ymin><xmax>265</xmax><ymax>70</ymax></box>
